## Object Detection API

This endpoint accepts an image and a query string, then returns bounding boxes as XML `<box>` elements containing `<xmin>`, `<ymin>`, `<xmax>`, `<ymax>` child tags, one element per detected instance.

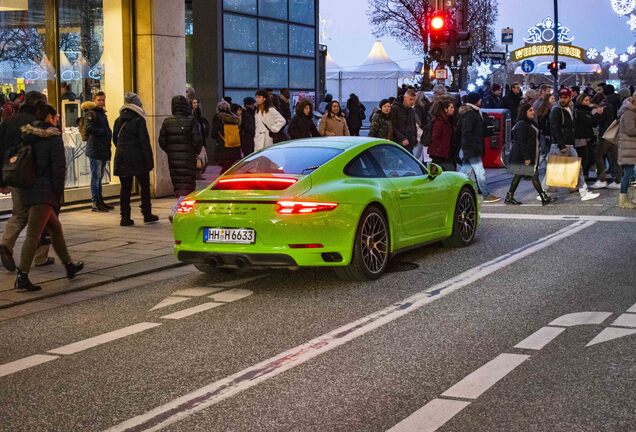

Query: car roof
<box><xmin>274</xmin><ymin>136</ymin><xmax>385</xmax><ymax>150</ymax></box>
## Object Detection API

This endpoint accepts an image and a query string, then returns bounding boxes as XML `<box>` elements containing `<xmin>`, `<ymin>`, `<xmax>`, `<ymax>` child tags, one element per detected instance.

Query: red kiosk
<box><xmin>481</xmin><ymin>109</ymin><xmax>512</xmax><ymax>168</ymax></box>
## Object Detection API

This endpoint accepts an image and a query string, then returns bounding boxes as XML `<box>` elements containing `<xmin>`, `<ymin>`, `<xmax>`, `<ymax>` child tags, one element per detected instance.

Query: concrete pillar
<box><xmin>134</xmin><ymin>0</ymin><xmax>186</xmax><ymax>197</ymax></box>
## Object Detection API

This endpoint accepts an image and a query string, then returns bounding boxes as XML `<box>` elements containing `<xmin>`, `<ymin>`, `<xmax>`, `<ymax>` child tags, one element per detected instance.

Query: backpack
<box><xmin>222</xmin><ymin>123</ymin><xmax>241</xmax><ymax>148</ymax></box>
<box><xmin>77</xmin><ymin>110</ymin><xmax>96</xmax><ymax>142</ymax></box>
<box><xmin>2</xmin><ymin>140</ymin><xmax>36</xmax><ymax>188</ymax></box>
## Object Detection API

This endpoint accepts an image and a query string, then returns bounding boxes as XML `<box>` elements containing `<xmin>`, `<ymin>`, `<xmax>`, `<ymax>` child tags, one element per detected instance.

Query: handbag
<box><xmin>262</xmin><ymin>121</ymin><xmax>289</xmax><ymax>144</ymax></box>
<box><xmin>602</xmin><ymin>119</ymin><xmax>619</xmax><ymax>144</ymax></box>
<box><xmin>545</xmin><ymin>154</ymin><xmax>582</xmax><ymax>189</ymax></box>
<box><xmin>508</xmin><ymin>163</ymin><xmax>535</xmax><ymax>177</ymax></box>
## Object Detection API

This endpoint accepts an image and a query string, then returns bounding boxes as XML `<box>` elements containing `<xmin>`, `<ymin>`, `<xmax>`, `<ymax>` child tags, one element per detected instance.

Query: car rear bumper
<box><xmin>178</xmin><ymin>250</ymin><xmax>299</xmax><ymax>269</ymax></box>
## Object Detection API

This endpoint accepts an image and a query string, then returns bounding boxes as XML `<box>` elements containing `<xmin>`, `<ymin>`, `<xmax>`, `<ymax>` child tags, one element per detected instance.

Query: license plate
<box><xmin>204</xmin><ymin>228</ymin><xmax>255</xmax><ymax>244</ymax></box>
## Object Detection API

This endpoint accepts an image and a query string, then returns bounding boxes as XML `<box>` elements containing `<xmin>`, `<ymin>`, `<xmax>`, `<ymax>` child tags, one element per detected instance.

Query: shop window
<box><xmin>258</xmin><ymin>0</ymin><xmax>287</xmax><ymax>20</ymax></box>
<box><xmin>223</xmin><ymin>0</ymin><xmax>257</xmax><ymax>14</ymax></box>
<box><xmin>289</xmin><ymin>0</ymin><xmax>314</xmax><ymax>25</ymax></box>
<box><xmin>224</xmin><ymin>14</ymin><xmax>257</xmax><ymax>51</ymax></box>
<box><xmin>289</xmin><ymin>25</ymin><xmax>314</xmax><ymax>57</ymax></box>
<box><xmin>225</xmin><ymin>52</ymin><xmax>258</xmax><ymax>87</ymax></box>
<box><xmin>259</xmin><ymin>20</ymin><xmax>287</xmax><ymax>54</ymax></box>
<box><xmin>224</xmin><ymin>89</ymin><xmax>257</xmax><ymax>105</ymax></box>
<box><xmin>289</xmin><ymin>58</ymin><xmax>314</xmax><ymax>89</ymax></box>
<box><xmin>259</xmin><ymin>55</ymin><xmax>288</xmax><ymax>88</ymax></box>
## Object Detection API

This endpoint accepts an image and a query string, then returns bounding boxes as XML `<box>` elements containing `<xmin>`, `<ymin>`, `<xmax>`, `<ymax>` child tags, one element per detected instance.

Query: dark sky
<box><xmin>322</xmin><ymin>0</ymin><xmax>635</xmax><ymax>69</ymax></box>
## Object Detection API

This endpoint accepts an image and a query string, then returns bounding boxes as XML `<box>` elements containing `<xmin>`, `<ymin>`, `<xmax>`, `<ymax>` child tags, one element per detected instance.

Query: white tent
<box><xmin>326</xmin><ymin>41</ymin><xmax>413</xmax><ymax>103</ymax></box>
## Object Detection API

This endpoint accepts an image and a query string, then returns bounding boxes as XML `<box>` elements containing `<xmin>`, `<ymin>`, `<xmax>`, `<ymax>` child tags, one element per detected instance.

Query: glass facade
<box><xmin>221</xmin><ymin>0</ymin><xmax>317</xmax><ymax>99</ymax></box>
<box><xmin>0</xmin><ymin>0</ymin><xmax>132</xmax><ymax>191</ymax></box>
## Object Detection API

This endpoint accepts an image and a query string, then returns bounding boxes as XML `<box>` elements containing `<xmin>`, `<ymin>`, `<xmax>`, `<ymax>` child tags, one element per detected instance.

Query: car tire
<box><xmin>335</xmin><ymin>205</ymin><xmax>390</xmax><ymax>281</ymax></box>
<box><xmin>443</xmin><ymin>187</ymin><xmax>477</xmax><ymax>248</ymax></box>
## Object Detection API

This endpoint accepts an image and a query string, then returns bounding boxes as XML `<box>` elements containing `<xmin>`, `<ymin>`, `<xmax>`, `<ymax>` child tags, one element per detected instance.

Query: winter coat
<box><xmin>0</xmin><ymin>105</ymin><xmax>36</xmax><ymax>187</ymax></box>
<box><xmin>414</xmin><ymin>102</ymin><xmax>432</xmax><ymax>146</ymax></box>
<box><xmin>549</xmin><ymin>104</ymin><xmax>575</xmax><ymax>149</ymax></box>
<box><xmin>605</xmin><ymin>93</ymin><xmax>622</xmax><ymax>121</ymax></box>
<box><xmin>319</xmin><ymin>113</ymin><xmax>349</xmax><ymax>137</ymax></box>
<box><xmin>390</xmin><ymin>102</ymin><xmax>417</xmax><ymax>151</ymax></box>
<box><xmin>193</xmin><ymin>108</ymin><xmax>210</xmax><ymax>140</ymax></box>
<box><xmin>574</xmin><ymin>104</ymin><xmax>602</xmax><ymax>140</ymax></box>
<box><xmin>482</xmin><ymin>91</ymin><xmax>502</xmax><ymax>109</ymax></box>
<box><xmin>510</xmin><ymin>119</ymin><xmax>539</xmax><ymax>165</ymax></box>
<box><xmin>345</xmin><ymin>99</ymin><xmax>365</xmax><ymax>131</ymax></box>
<box><xmin>429</xmin><ymin>113</ymin><xmax>454</xmax><ymax>159</ymax></box>
<box><xmin>617</xmin><ymin>100</ymin><xmax>636</xmax><ymax>166</ymax></box>
<box><xmin>458</xmin><ymin>104</ymin><xmax>484</xmax><ymax>159</ymax></box>
<box><xmin>211</xmin><ymin>112</ymin><xmax>242</xmax><ymax>167</ymax></box>
<box><xmin>254</xmin><ymin>107</ymin><xmax>286</xmax><ymax>152</ymax></box>
<box><xmin>288</xmin><ymin>110</ymin><xmax>320</xmax><ymax>140</ymax></box>
<box><xmin>368</xmin><ymin>112</ymin><xmax>393</xmax><ymax>141</ymax></box>
<box><xmin>501</xmin><ymin>91</ymin><xmax>522</xmax><ymax>123</ymax></box>
<box><xmin>82</xmin><ymin>101</ymin><xmax>113</xmax><ymax>161</ymax></box>
<box><xmin>17</xmin><ymin>122</ymin><xmax>66</xmax><ymax>210</ymax></box>
<box><xmin>158</xmin><ymin>96</ymin><xmax>204</xmax><ymax>196</ymax></box>
<box><xmin>240</xmin><ymin>106</ymin><xmax>256</xmax><ymax>155</ymax></box>
<box><xmin>113</xmin><ymin>105</ymin><xmax>154</xmax><ymax>177</ymax></box>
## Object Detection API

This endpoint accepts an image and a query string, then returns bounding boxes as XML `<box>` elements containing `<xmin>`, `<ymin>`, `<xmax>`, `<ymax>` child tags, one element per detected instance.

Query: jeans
<box><xmin>20</xmin><ymin>204</ymin><xmax>71</xmax><ymax>272</ymax></box>
<box><xmin>621</xmin><ymin>165</ymin><xmax>635</xmax><ymax>193</ymax></box>
<box><xmin>460</xmin><ymin>157</ymin><xmax>490</xmax><ymax>196</ymax></box>
<box><xmin>119</xmin><ymin>173</ymin><xmax>152</xmax><ymax>219</ymax></box>
<box><xmin>1</xmin><ymin>189</ymin><xmax>49</xmax><ymax>264</ymax></box>
<box><xmin>542</xmin><ymin>144</ymin><xmax>587</xmax><ymax>193</ymax></box>
<box><xmin>89</xmin><ymin>158</ymin><xmax>107</xmax><ymax>203</ymax></box>
<box><xmin>595</xmin><ymin>138</ymin><xmax>620</xmax><ymax>183</ymax></box>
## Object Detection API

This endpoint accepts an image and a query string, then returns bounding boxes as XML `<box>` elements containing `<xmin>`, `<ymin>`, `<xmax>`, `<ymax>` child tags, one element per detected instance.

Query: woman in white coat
<box><xmin>254</xmin><ymin>89</ymin><xmax>286</xmax><ymax>152</ymax></box>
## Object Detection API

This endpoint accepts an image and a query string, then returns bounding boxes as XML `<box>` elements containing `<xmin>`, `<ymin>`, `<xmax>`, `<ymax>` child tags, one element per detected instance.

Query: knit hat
<box><xmin>524</xmin><ymin>89</ymin><xmax>538</xmax><ymax>100</ymax></box>
<box><xmin>618</xmin><ymin>87</ymin><xmax>632</xmax><ymax>100</ymax></box>
<box><xmin>491</xmin><ymin>83</ymin><xmax>502</xmax><ymax>92</ymax></box>
<box><xmin>558</xmin><ymin>87</ymin><xmax>572</xmax><ymax>98</ymax></box>
<box><xmin>124</xmin><ymin>92</ymin><xmax>142</xmax><ymax>107</ymax></box>
<box><xmin>465</xmin><ymin>92</ymin><xmax>481</xmax><ymax>105</ymax></box>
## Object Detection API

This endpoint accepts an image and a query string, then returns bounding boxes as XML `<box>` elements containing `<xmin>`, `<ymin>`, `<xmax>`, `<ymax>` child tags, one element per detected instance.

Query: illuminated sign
<box><xmin>512</xmin><ymin>44</ymin><xmax>586</xmax><ymax>61</ymax></box>
<box><xmin>523</xmin><ymin>17</ymin><xmax>574</xmax><ymax>45</ymax></box>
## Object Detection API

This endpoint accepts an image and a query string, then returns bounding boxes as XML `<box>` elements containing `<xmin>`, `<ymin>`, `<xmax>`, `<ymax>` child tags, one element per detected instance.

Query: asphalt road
<box><xmin>1</xmin><ymin>183</ymin><xmax>635</xmax><ymax>432</ymax></box>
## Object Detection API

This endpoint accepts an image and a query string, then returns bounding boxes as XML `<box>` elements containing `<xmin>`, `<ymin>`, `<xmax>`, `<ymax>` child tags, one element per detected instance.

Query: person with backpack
<box><xmin>81</xmin><ymin>91</ymin><xmax>113</xmax><ymax>212</ymax></box>
<box><xmin>211</xmin><ymin>100</ymin><xmax>242</xmax><ymax>174</ymax></box>
<box><xmin>112</xmin><ymin>92</ymin><xmax>158</xmax><ymax>227</ymax></box>
<box><xmin>159</xmin><ymin>95</ymin><xmax>203</xmax><ymax>218</ymax></box>
<box><xmin>12</xmin><ymin>102</ymin><xmax>83</xmax><ymax>291</ymax></box>
<box><xmin>0</xmin><ymin>91</ymin><xmax>53</xmax><ymax>273</ymax></box>
<box><xmin>254</xmin><ymin>89</ymin><xmax>286</xmax><ymax>152</ymax></box>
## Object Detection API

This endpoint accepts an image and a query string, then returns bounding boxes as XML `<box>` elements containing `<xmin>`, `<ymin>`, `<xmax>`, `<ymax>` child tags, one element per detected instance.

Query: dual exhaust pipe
<box><xmin>207</xmin><ymin>256</ymin><xmax>248</xmax><ymax>269</ymax></box>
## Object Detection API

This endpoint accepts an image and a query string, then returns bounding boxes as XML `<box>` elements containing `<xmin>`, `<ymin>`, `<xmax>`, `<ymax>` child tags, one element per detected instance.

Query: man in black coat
<box><xmin>501</xmin><ymin>82</ymin><xmax>522</xmax><ymax>123</ymax></box>
<box><xmin>547</xmin><ymin>87</ymin><xmax>599</xmax><ymax>201</ymax></box>
<box><xmin>83</xmin><ymin>91</ymin><xmax>113</xmax><ymax>212</ymax></box>
<box><xmin>391</xmin><ymin>89</ymin><xmax>418</xmax><ymax>152</ymax></box>
<box><xmin>241</xmin><ymin>97</ymin><xmax>256</xmax><ymax>156</ymax></box>
<box><xmin>277</xmin><ymin>89</ymin><xmax>292</xmax><ymax>123</ymax></box>
<box><xmin>458</xmin><ymin>92</ymin><xmax>500</xmax><ymax>203</ymax></box>
<box><xmin>482</xmin><ymin>84</ymin><xmax>503</xmax><ymax>109</ymax></box>
<box><xmin>0</xmin><ymin>91</ymin><xmax>52</xmax><ymax>272</ymax></box>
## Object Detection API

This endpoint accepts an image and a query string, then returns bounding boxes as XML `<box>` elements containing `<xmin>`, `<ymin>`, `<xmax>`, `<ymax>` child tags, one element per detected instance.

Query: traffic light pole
<box><xmin>553</xmin><ymin>0</ymin><xmax>559</xmax><ymax>89</ymax></box>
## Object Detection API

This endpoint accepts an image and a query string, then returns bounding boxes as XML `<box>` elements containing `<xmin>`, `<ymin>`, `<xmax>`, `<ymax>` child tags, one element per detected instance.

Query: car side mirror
<box><xmin>428</xmin><ymin>163</ymin><xmax>443</xmax><ymax>179</ymax></box>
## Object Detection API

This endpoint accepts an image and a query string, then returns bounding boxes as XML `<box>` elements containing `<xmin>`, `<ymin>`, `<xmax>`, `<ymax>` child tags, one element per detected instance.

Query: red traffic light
<box><xmin>431</xmin><ymin>15</ymin><xmax>445</xmax><ymax>30</ymax></box>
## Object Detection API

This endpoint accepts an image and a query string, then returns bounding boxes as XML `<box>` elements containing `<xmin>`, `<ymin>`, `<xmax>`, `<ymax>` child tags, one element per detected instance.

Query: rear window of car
<box><xmin>228</xmin><ymin>147</ymin><xmax>343</xmax><ymax>175</ymax></box>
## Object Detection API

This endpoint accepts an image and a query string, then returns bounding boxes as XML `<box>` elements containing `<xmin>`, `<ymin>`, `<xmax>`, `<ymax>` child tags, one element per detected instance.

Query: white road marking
<box><xmin>172</xmin><ymin>288</ymin><xmax>224</xmax><ymax>297</ymax></box>
<box><xmin>549</xmin><ymin>312</ymin><xmax>612</xmax><ymax>327</ymax></box>
<box><xmin>514</xmin><ymin>326</ymin><xmax>566</xmax><ymax>350</ymax></box>
<box><xmin>482</xmin><ymin>213</ymin><xmax>636</xmax><ymax>223</ymax></box>
<box><xmin>611</xmin><ymin>313</ymin><xmax>636</xmax><ymax>328</ymax></box>
<box><xmin>149</xmin><ymin>297</ymin><xmax>191</xmax><ymax>311</ymax></box>
<box><xmin>586</xmin><ymin>328</ymin><xmax>636</xmax><ymax>347</ymax></box>
<box><xmin>104</xmin><ymin>221</ymin><xmax>593</xmax><ymax>432</ymax></box>
<box><xmin>386</xmin><ymin>398</ymin><xmax>471</xmax><ymax>432</ymax></box>
<box><xmin>209</xmin><ymin>289</ymin><xmax>253</xmax><ymax>303</ymax></box>
<box><xmin>441</xmin><ymin>353</ymin><xmax>530</xmax><ymax>400</ymax></box>
<box><xmin>0</xmin><ymin>354</ymin><xmax>59</xmax><ymax>378</ymax></box>
<box><xmin>628</xmin><ymin>302</ymin><xmax>636</xmax><ymax>314</ymax></box>
<box><xmin>208</xmin><ymin>275</ymin><xmax>268</xmax><ymax>288</ymax></box>
<box><xmin>48</xmin><ymin>323</ymin><xmax>161</xmax><ymax>356</ymax></box>
<box><xmin>159</xmin><ymin>303</ymin><xmax>223</xmax><ymax>320</ymax></box>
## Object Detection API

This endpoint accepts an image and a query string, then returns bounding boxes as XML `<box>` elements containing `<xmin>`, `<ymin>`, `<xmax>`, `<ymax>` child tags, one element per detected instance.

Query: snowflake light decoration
<box><xmin>620</xmin><ymin>53</ymin><xmax>629</xmax><ymax>62</ymax></box>
<box><xmin>586</xmin><ymin>48</ymin><xmax>599</xmax><ymax>59</ymax></box>
<box><xmin>628</xmin><ymin>14</ymin><xmax>636</xmax><ymax>30</ymax></box>
<box><xmin>476</xmin><ymin>62</ymin><xmax>492</xmax><ymax>78</ymax></box>
<box><xmin>628</xmin><ymin>45</ymin><xmax>636</xmax><ymax>55</ymax></box>
<box><xmin>467</xmin><ymin>83</ymin><xmax>476</xmax><ymax>92</ymax></box>
<box><xmin>476</xmin><ymin>78</ymin><xmax>484</xmax><ymax>86</ymax></box>
<box><xmin>601</xmin><ymin>47</ymin><xmax>619</xmax><ymax>63</ymax></box>
<box><xmin>612</xmin><ymin>0</ymin><xmax>636</xmax><ymax>16</ymax></box>
<box><xmin>609</xmin><ymin>65</ymin><xmax>619</xmax><ymax>74</ymax></box>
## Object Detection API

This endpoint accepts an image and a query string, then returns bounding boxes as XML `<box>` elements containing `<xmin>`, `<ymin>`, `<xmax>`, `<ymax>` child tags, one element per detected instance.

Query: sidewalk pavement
<box><xmin>0</xmin><ymin>167</ymin><xmax>221</xmax><ymax>313</ymax></box>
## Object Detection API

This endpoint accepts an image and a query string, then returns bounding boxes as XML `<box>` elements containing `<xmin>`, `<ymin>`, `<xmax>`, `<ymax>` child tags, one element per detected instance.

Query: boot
<box><xmin>64</xmin><ymin>261</ymin><xmax>84</xmax><ymax>280</ymax></box>
<box><xmin>505</xmin><ymin>192</ymin><xmax>522</xmax><ymax>205</ymax></box>
<box><xmin>15</xmin><ymin>269</ymin><xmax>42</xmax><ymax>292</ymax></box>
<box><xmin>100</xmin><ymin>199</ymin><xmax>115</xmax><ymax>210</ymax></box>
<box><xmin>143</xmin><ymin>214</ymin><xmax>159</xmax><ymax>224</ymax></box>
<box><xmin>120</xmin><ymin>218</ymin><xmax>134</xmax><ymax>227</ymax></box>
<box><xmin>540</xmin><ymin>191</ymin><xmax>557</xmax><ymax>206</ymax></box>
<box><xmin>92</xmin><ymin>202</ymin><xmax>110</xmax><ymax>212</ymax></box>
<box><xmin>619</xmin><ymin>193</ymin><xmax>636</xmax><ymax>209</ymax></box>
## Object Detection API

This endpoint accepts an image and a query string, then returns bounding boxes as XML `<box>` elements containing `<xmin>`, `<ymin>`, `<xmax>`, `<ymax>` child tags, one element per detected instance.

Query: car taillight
<box><xmin>176</xmin><ymin>199</ymin><xmax>196</xmax><ymax>214</ymax></box>
<box><xmin>276</xmin><ymin>201</ymin><xmax>338</xmax><ymax>215</ymax></box>
<box><xmin>213</xmin><ymin>177</ymin><xmax>298</xmax><ymax>190</ymax></box>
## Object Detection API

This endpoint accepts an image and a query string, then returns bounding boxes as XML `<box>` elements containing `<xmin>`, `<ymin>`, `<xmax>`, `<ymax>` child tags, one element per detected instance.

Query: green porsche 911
<box><xmin>172</xmin><ymin>137</ymin><xmax>479</xmax><ymax>280</ymax></box>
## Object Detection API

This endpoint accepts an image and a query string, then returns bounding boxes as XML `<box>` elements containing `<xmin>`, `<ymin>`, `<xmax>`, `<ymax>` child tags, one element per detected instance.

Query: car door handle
<box><xmin>399</xmin><ymin>191</ymin><xmax>413</xmax><ymax>199</ymax></box>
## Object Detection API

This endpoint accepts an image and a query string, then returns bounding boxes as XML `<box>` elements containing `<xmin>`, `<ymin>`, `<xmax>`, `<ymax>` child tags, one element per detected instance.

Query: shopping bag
<box><xmin>545</xmin><ymin>154</ymin><xmax>582</xmax><ymax>189</ymax></box>
<box><xmin>602</xmin><ymin>119</ymin><xmax>619</xmax><ymax>144</ymax></box>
